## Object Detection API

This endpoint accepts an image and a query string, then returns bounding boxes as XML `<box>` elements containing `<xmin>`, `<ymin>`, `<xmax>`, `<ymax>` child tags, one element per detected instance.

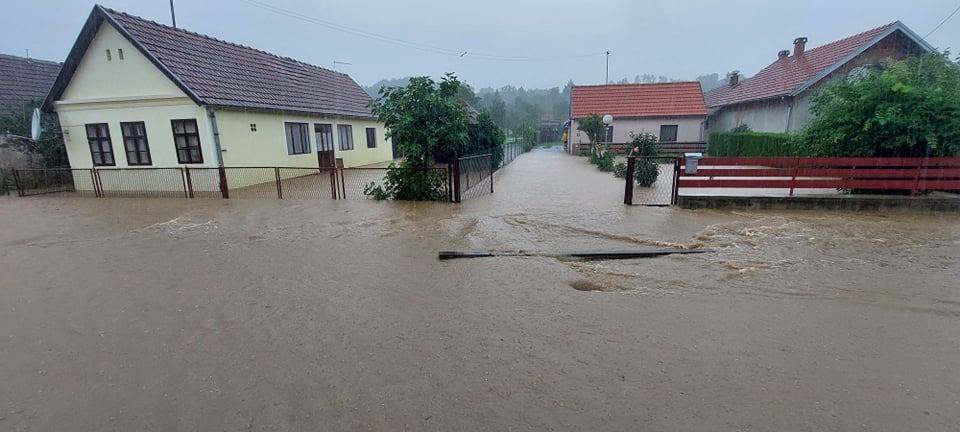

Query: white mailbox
<box><xmin>684</xmin><ymin>153</ymin><xmax>703</xmax><ymax>175</ymax></box>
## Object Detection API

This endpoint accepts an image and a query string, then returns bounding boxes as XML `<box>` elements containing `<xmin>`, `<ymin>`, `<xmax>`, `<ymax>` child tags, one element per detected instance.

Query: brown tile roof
<box><xmin>0</xmin><ymin>53</ymin><xmax>61</xmax><ymax>112</ymax></box>
<box><xmin>703</xmin><ymin>22</ymin><xmax>933</xmax><ymax>108</ymax></box>
<box><xmin>571</xmin><ymin>82</ymin><xmax>707</xmax><ymax>119</ymax></box>
<box><xmin>46</xmin><ymin>6</ymin><xmax>374</xmax><ymax>118</ymax></box>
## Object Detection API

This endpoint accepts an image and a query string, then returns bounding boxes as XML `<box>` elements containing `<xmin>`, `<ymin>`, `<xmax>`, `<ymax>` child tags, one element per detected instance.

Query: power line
<box><xmin>237</xmin><ymin>0</ymin><xmax>606</xmax><ymax>62</ymax></box>
<box><xmin>925</xmin><ymin>2</ymin><xmax>960</xmax><ymax>38</ymax></box>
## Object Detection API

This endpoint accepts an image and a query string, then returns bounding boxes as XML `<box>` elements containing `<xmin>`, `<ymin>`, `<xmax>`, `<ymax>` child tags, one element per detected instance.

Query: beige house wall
<box><xmin>568</xmin><ymin>116</ymin><xmax>705</xmax><ymax>153</ymax></box>
<box><xmin>216</xmin><ymin>110</ymin><xmax>392</xmax><ymax>169</ymax></box>
<box><xmin>50</xmin><ymin>20</ymin><xmax>393</xmax><ymax>193</ymax></box>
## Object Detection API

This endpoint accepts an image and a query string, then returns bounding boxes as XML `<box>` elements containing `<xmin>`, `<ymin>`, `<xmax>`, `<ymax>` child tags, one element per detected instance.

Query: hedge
<box><xmin>708</xmin><ymin>132</ymin><xmax>814</xmax><ymax>157</ymax></box>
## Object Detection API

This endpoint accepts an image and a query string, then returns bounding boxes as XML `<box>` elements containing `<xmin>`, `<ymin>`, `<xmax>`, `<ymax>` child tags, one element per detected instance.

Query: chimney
<box><xmin>728</xmin><ymin>71</ymin><xmax>740</xmax><ymax>87</ymax></box>
<box><xmin>778</xmin><ymin>49</ymin><xmax>790</xmax><ymax>59</ymax></box>
<box><xmin>793</xmin><ymin>37</ymin><xmax>808</xmax><ymax>56</ymax></box>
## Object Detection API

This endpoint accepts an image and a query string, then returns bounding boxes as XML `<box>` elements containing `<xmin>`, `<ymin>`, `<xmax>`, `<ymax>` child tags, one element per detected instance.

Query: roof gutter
<box><xmin>206</xmin><ymin>106</ymin><xmax>225</xmax><ymax>167</ymax></box>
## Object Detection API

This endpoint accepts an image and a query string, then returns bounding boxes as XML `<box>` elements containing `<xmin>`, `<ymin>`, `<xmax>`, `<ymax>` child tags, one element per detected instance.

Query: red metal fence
<box><xmin>677</xmin><ymin>157</ymin><xmax>960</xmax><ymax>195</ymax></box>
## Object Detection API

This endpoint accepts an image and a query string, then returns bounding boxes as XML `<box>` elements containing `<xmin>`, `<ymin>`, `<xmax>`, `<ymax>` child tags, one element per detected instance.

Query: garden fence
<box><xmin>13</xmin><ymin>160</ymin><xmax>493</xmax><ymax>203</ymax></box>
<box><xmin>622</xmin><ymin>157</ymin><xmax>681</xmax><ymax>206</ymax></box>
<box><xmin>676</xmin><ymin>156</ymin><xmax>960</xmax><ymax>195</ymax></box>
<box><xmin>13</xmin><ymin>165</ymin><xmax>455</xmax><ymax>202</ymax></box>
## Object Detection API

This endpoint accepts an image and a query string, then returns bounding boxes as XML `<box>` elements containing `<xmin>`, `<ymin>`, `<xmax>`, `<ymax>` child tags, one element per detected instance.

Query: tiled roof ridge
<box><xmin>800</xmin><ymin>21</ymin><xmax>898</xmax><ymax>57</ymax></box>
<box><xmin>574</xmin><ymin>81</ymin><xmax>702</xmax><ymax>88</ymax></box>
<box><xmin>0</xmin><ymin>52</ymin><xmax>61</xmax><ymax>66</ymax></box>
<box><xmin>100</xmin><ymin>6</ymin><xmax>347</xmax><ymax>77</ymax></box>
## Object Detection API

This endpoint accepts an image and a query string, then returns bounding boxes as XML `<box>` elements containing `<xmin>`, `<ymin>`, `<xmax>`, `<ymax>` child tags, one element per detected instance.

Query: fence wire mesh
<box><xmin>629</xmin><ymin>157</ymin><xmax>679</xmax><ymax>206</ymax></box>
<box><xmin>14</xmin><ymin>165</ymin><xmax>457</xmax><ymax>202</ymax></box>
<box><xmin>501</xmin><ymin>142</ymin><xmax>523</xmax><ymax>168</ymax></box>
<box><xmin>96</xmin><ymin>168</ymin><xmax>188</xmax><ymax>198</ymax></box>
<box><xmin>458</xmin><ymin>153</ymin><xmax>493</xmax><ymax>201</ymax></box>
<box><xmin>14</xmin><ymin>168</ymin><xmax>97</xmax><ymax>197</ymax></box>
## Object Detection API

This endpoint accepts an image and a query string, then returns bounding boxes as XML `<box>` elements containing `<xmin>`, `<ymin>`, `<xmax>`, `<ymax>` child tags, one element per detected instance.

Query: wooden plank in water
<box><xmin>438</xmin><ymin>249</ymin><xmax>713</xmax><ymax>261</ymax></box>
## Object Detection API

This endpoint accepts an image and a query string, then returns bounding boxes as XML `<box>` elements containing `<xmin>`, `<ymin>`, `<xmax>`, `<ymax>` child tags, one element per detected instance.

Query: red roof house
<box><xmin>567</xmin><ymin>82</ymin><xmax>708</xmax><ymax>154</ymax></box>
<box><xmin>704</xmin><ymin>21</ymin><xmax>933</xmax><ymax>133</ymax></box>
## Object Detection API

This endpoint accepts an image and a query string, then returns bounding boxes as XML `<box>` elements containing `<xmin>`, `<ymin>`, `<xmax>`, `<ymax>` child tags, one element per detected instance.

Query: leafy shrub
<box><xmin>613</xmin><ymin>161</ymin><xmax>627</xmax><ymax>178</ymax></box>
<box><xmin>589</xmin><ymin>151</ymin><xmax>615</xmax><ymax>171</ymax></box>
<box><xmin>364</xmin><ymin>164</ymin><xmax>448</xmax><ymax>201</ymax></box>
<box><xmin>800</xmin><ymin>52</ymin><xmax>960</xmax><ymax>157</ymax></box>
<box><xmin>635</xmin><ymin>161</ymin><xmax>660</xmax><ymax>187</ymax></box>
<box><xmin>0</xmin><ymin>169</ymin><xmax>10</xmax><ymax>195</ymax></box>
<box><xmin>515</xmin><ymin>123</ymin><xmax>539</xmax><ymax>152</ymax></box>
<box><xmin>708</xmin><ymin>132</ymin><xmax>809</xmax><ymax>156</ymax></box>
<box><xmin>631</xmin><ymin>132</ymin><xmax>660</xmax><ymax>157</ymax></box>
<box><xmin>629</xmin><ymin>132</ymin><xmax>661</xmax><ymax>187</ymax></box>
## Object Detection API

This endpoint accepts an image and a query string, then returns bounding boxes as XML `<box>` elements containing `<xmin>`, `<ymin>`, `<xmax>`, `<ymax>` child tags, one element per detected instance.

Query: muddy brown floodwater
<box><xmin>2</xmin><ymin>147</ymin><xmax>959</xmax><ymax>431</ymax></box>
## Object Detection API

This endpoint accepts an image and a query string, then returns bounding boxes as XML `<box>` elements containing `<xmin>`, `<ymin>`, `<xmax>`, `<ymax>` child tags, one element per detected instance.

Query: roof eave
<box><xmin>789</xmin><ymin>22</ymin><xmax>936</xmax><ymax>97</ymax></box>
<box><xmin>208</xmin><ymin>104</ymin><xmax>377</xmax><ymax>121</ymax></box>
<box><xmin>572</xmin><ymin>112</ymin><xmax>707</xmax><ymax>119</ymax></box>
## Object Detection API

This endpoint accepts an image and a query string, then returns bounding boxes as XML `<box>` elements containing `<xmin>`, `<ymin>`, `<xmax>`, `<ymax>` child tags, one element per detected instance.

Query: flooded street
<box><xmin>2</xmin><ymin>148</ymin><xmax>959</xmax><ymax>431</ymax></box>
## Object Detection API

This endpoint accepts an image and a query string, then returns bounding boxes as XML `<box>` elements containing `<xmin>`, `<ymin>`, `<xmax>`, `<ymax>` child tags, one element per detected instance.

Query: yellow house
<box><xmin>43</xmin><ymin>5</ymin><xmax>393</xmax><ymax>193</ymax></box>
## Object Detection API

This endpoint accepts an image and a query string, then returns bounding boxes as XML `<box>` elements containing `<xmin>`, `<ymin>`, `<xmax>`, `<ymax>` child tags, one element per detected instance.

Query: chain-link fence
<box><xmin>455</xmin><ymin>153</ymin><xmax>493</xmax><ymax>201</ymax></box>
<box><xmin>12</xmin><ymin>168</ymin><xmax>98</xmax><ymax>197</ymax></box>
<box><xmin>12</xmin><ymin>165</ymin><xmax>456</xmax><ymax>202</ymax></box>
<box><xmin>625</xmin><ymin>157</ymin><xmax>680</xmax><ymax>206</ymax></box>
<box><xmin>501</xmin><ymin>141</ymin><xmax>523</xmax><ymax>168</ymax></box>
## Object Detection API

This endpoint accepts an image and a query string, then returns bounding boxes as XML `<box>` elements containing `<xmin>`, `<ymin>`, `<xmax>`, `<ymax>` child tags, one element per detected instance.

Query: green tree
<box><xmin>0</xmin><ymin>100</ymin><xmax>68</xmax><ymax>167</ymax></box>
<box><xmin>466</xmin><ymin>111</ymin><xmax>506</xmax><ymax>167</ymax></box>
<box><xmin>366</xmin><ymin>74</ymin><xmax>468</xmax><ymax>201</ymax></box>
<box><xmin>577</xmin><ymin>114</ymin><xmax>606</xmax><ymax>157</ymax></box>
<box><xmin>487</xmin><ymin>91</ymin><xmax>507</xmax><ymax>128</ymax></box>
<box><xmin>799</xmin><ymin>52</ymin><xmax>960</xmax><ymax>157</ymax></box>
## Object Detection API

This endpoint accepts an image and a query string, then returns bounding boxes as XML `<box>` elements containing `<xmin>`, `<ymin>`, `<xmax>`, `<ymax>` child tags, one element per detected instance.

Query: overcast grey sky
<box><xmin>2</xmin><ymin>0</ymin><xmax>958</xmax><ymax>89</ymax></box>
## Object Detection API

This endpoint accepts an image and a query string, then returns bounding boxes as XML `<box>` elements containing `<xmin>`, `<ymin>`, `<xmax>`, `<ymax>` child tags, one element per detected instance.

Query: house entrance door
<box><xmin>315</xmin><ymin>124</ymin><xmax>335</xmax><ymax>167</ymax></box>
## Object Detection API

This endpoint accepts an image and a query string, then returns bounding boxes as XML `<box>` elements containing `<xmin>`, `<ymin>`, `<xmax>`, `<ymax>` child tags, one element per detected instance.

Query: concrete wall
<box><xmin>568</xmin><ymin>116</ymin><xmax>704</xmax><ymax>153</ymax></box>
<box><xmin>707</xmin><ymin>99</ymin><xmax>792</xmax><ymax>134</ymax></box>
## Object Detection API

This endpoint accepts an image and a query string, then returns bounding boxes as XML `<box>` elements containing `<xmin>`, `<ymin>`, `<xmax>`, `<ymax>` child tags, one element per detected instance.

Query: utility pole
<box><xmin>169</xmin><ymin>0</ymin><xmax>177</xmax><ymax>28</ymax></box>
<box><xmin>605</xmin><ymin>50</ymin><xmax>610</xmax><ymax>84</ymax></box>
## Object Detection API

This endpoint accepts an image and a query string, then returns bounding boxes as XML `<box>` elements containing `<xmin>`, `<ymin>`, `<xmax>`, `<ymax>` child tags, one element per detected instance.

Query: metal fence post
<box><xmin>336</xmin><ymin>158</ymin><xmax>346</xmax><ymax>199</ymax></box>
<box><xmin>184</xmin><ymin>167</ymin><xmax>195</xmax><ymax>198</ymax></box>
<box><xmin>453</xmin><ymin>157</ymin><xmax>462</xmax><ymax>203</ymax></box>
<box><xmin>490</xmin><ymin>154</ymin><xmax>494</xmax><ymax>194</ymax></box>
<box><xmin>94</xmin><ymin>168</ymin><xmax>104</xmax><ymax>198</ymax></box>
<box><xmin>671</xmin><ymin>157</ymin><xmax>681</xmax><ymax>205</ymax></box>
<box><xmin>789</xmin><ymin>156</ymin><xmax>800</xmax><ymax>197</ymax></box>
<box><xmin>179</xmin><ymin>167</ymin><xmax>188</xmax><ymax>198</ymax></box>
<box><xmin>218</xmin><ymin>166</ymin><xmax>230</xmax><ymax>199</ymax></box>
<box><xmin>275</xmin><ymin>167</ymin><xmax>283</xmax><ymax>199</ymax></box>
<box><xmin>624</xmin><ymin>156</ymin><xmax>636</xmax><ymax>205</ymax></box>
<box><xmin>13</xmin><ymin>169</ymin><xmax>23</xmax><ymax>197</ymax></box>
<box><xmin>329</xmin><ymin>166</ymin><xmax>338</xmax><ymax>199</ymax></box>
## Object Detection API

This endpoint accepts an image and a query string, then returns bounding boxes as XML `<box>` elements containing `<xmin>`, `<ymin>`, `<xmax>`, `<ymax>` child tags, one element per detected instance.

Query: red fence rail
<box><xmin>677</xmin><ymin>156</ymin><xmax>960</xmax><ymax>195</ymax></box>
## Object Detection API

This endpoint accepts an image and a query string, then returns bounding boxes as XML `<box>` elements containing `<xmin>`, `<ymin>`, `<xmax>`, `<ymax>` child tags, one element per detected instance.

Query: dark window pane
<box><xmin>171</xmin><ymin>119</ymin><xmax>203</xmax><ymax>163</ymax></box>
<box><xmin>659</xmin><ymin>125</ymin><xmax>678</xmax><ymax>142</ymax></box>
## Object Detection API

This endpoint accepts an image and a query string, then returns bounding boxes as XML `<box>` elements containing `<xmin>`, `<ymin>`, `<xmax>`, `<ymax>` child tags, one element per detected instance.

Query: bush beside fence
<box><xmin>707</xmin><ymin>132</ymin><xmax>811</xmax><ymax>157</ymax></box>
